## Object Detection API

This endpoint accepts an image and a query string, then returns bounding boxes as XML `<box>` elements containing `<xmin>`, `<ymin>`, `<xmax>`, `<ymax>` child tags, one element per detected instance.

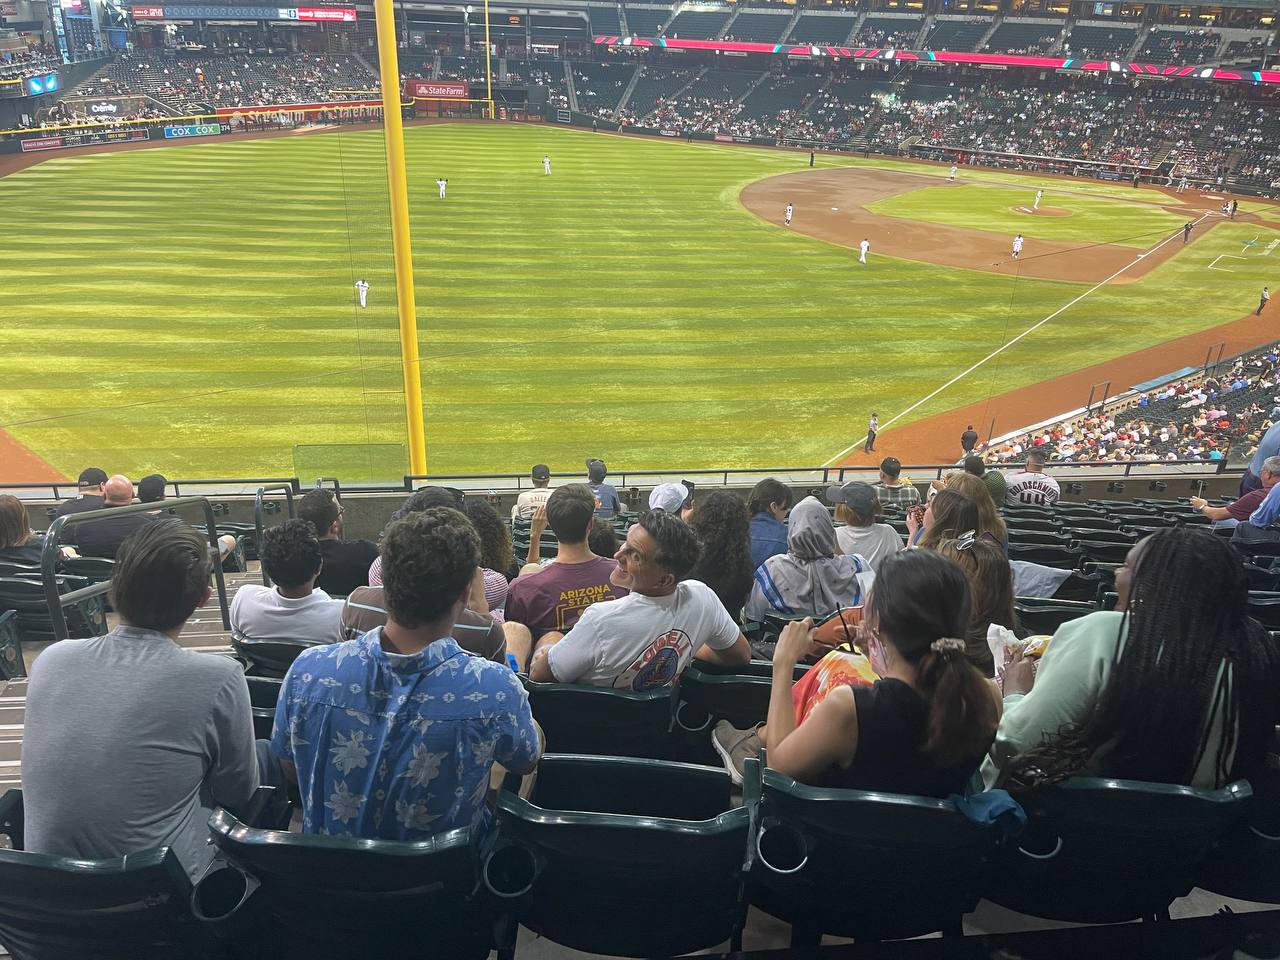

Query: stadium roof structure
<box><xmin>593</xmin><ymin>36</ymin><xmax>1280</xmax><ymax>85</ymax></box>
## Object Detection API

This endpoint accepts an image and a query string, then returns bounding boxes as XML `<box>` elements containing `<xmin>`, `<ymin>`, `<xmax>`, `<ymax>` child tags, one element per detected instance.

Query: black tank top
<box><xmin>819</xmin><ymin>678</ymin><xmax>980</xmax><ymax>798</ymax></box>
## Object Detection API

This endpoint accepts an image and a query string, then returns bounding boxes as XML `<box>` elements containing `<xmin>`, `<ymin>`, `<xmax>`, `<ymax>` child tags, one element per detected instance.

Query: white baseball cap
<box><xmin>648</xmin><ymin>483</ymin><xmax>688</xmax><ymax>513</ymax></box>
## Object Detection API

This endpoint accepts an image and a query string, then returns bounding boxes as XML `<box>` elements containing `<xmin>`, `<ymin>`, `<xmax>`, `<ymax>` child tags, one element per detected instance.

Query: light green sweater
<box><xmin>981</xmin><ymin>610</ymin><xmax>1231</xmax><ymax>789</ymax></box>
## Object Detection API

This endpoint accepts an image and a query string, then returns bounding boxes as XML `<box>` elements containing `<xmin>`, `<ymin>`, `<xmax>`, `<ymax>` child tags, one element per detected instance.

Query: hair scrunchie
<box><xmin>930</xmin><ymin>637</ymin><xmax>966</xmax><ymax>659</ymax></box>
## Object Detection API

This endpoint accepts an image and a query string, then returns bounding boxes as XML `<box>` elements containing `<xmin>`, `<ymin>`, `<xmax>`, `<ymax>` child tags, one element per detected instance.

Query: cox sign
<box><xmin>163</xmin><ymin>123</ymin><xmax>224</xmax><ymax>138</ymax></box>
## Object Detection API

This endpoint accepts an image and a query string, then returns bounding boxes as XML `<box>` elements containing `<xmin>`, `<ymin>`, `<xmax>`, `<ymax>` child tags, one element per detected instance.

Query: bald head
<box><xmin>103</xmin><ymin>475</ymin><xmax>135</xmax><ymax>506</ymax></box>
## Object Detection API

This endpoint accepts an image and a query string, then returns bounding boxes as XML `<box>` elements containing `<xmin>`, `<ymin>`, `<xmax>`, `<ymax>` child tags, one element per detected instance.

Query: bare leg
<box><xmin>502</xmin><ymin>622</ymin><xmax>532</xmax><ymax>672</ymax></box>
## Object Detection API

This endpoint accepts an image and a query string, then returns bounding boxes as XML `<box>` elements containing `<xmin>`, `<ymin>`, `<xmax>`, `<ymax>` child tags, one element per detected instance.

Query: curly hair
<box><xmin>689</xmin><ymin>491</ymin><xmax>753</xmax><ymax>617</ymax></box>
<box><xmin>381</xmin><ymin>508</ymin><xmax>479</xmax><ymax>628</ymax></box>
<box><xmin>464</xmin><ymin>498</ymin><xmax>513</xmax><ymax>577</ymax></box>
<box><xmin>638</xmin><ymin>509</ymin><xmax>701</xmax><ymax>581</ymax></box>
<box><xmin>261</xmin><ymin>518</ymin><xmax>323</xmax><ymax>589</ymax></box>
<box><xmin>389</xmin><ymin>486</ymin><xmax>462</xmax><ymax>525</ymax></box>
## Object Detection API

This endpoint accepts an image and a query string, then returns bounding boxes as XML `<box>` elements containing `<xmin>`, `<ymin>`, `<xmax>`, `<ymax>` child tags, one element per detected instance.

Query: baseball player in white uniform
<box><xmin>436</xmin><ymin>178</ymin><xmax>447</xmax><ymax>198</ymax></box>
<box><xmin>948</xmin><ymin>164</ymin><xmax>958</xmax><ymax>181</ymax></box>
<box><xmin>1178</xmin><ymin>176</ymin><xmax>1188</xmax><ymax>193</ymax></box>
<box><xmin>543</xmin><ymin>155</ymin><xmax>551</xmax><ymax>175</ymax></box>
<box><xmin>1012</xmin><ymin>234</ymin><xmax>1024</xmax><ymax>259</ymax></box>
<box><xmin>1033</xmin><ymin>189</ymin><xmax>1043</xmax><ymax>210</ymax></box>
<box><xmin>858</xmin><ymin>238</ymin><xmax>870</xmax><ymax>264</ymax></box>
<box><xmin>785</xmin><ymin>203</ymin><xmax>793</xmax><ymax>226</ymax></box>
<box><xmin>355</xmin><ymin>279</ymin><xmax>369</xmax><ymax>308</ymax></box>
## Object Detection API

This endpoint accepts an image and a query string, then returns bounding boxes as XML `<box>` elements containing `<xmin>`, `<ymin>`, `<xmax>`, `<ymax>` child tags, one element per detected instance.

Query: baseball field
<box><xmin>1</xmin><ymin>121</ymin><xmax>1277</xmax><ymax>481</ymax></box>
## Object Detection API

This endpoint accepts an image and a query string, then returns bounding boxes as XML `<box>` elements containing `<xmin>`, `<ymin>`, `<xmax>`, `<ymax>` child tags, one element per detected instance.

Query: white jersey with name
<box><xmin>1004</xmin><ymin>470</ymin><xmax>1061</xmax><ymax>507</ymax></box>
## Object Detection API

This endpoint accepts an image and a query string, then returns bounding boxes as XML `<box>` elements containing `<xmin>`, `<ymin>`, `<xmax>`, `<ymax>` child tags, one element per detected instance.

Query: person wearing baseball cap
<box><xmin>648</xmin><ymin>480</ymin><xmax>695</xmax><ymax>520</ymax></box>
<box><xmin>512</xmin><ymin>464</ymin><xmax>554</xmax><ymax>521</ymax></box>
<box><xmin>54</xmin><ymin>467</ymin><xmax>109</xmax><ymax>520</ymax></box>
<box><xmin>872</xmin><ymin>457</ymin><xmax>921</xmax><ymax>508</ymax></box>
<box><xmin>585</xmin><ymin>458</ymin><xmax>622</xmax><ymax>519</ymax></box>
<box><xmin>825</xmin><ymin>481</ymin><xmax>904</xmax><ymax>571</ymax></box>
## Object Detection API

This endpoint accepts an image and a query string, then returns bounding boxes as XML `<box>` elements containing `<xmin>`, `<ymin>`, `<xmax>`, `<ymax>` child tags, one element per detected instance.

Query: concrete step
<box><xmin>0</xmin><ymin>740</ymin><xmax>20</xmax><ymax>764</ymax></box>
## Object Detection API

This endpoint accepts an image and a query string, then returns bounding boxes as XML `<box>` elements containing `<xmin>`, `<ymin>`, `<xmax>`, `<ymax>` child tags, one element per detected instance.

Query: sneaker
<box><xmin>711</xmin><ymin>720</ymin><xmax>763</xmax><ymax>787</ymax></box>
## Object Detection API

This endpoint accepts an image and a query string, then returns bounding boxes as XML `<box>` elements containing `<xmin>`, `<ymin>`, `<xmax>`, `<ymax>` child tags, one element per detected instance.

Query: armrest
<box><xmin>226</xmin><ymin>786</ymin><xmax>291</xmax><ymax>831</ymax></box>
<box><xmin>0</xmin><ymin>789</ymin><xmax>24</xmax><ymax>850</ymax></box>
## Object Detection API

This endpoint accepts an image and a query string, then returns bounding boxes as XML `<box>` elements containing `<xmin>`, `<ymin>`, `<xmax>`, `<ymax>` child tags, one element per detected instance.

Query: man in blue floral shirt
<box><xmin>271</xmin><ymin>507</ymin><xmax>541</xmax><ymax>840</ymax></box>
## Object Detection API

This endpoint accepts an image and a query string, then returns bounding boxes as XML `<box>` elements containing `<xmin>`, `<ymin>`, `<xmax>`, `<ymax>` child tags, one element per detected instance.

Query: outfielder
<box><xmin>858</xmin><ymin>238</ymin><xmax>870</xmax><ymax>264</ymax></box>
<box><xmin>543</xmin><ymin>155</ymin><xmax>551</xmax><ymax>175</ymax></box>
<box><xmin>355</xmin><ymin>279</ymin><xmax>369</xmax><ymax>308</ymax></box>
<box><xmin>436</xmin><ymin>178</ymin><xmax>447</xmax><ymax>198</ymax></box>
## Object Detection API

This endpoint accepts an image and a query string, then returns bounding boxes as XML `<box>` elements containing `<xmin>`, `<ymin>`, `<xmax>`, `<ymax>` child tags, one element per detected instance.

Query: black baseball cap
<box><xmin>78</xmin><ymin>467</ymin><xmax>108</xmax><ymax>488</ymax></box>
<box><xmin>879</xmin><ymin>457</ymin><xmax>902</xmax><ymax>478</ymax></box>
<box><xmin>531</xmin><ymin>464</ymin><xmax>550</xmax><ymax>482</ymax></box>
<box><xmin>824</xmin><ymin>481</ymin><xmax>878</xmax><ymax>514</ymax></box>
<box><xmin>138</xmin><ymin>473</ymin><xmax>167</xmax><ymax>503</ymax></box>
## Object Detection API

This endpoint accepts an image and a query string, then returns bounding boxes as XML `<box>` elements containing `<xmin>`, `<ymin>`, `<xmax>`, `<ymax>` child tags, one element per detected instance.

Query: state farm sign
<box><xmin>403</xmin><ymin>80</ymin><xmax>468</xmax><ymax>100</ymax></box>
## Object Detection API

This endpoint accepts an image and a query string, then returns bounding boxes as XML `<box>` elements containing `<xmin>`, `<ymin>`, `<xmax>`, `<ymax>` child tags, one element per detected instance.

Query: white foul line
<box><xmin>824</xmin><ymin>212</ymin><xmax>1211</xmax><ymax>467</ymax></box>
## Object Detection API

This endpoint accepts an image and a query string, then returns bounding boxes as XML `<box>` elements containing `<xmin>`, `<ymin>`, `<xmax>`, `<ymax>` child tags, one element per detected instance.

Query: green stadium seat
<box><xmin>1014</xmin><ymin>598</ymin><xmax>1097</xmax><ymax>634</ymax></box>
<box><xmin>1007</xmin><ymin>544</ymin><xmax>1082</xmax><ymax>569</ymax></box>
<box><xmin>230</xmin><ymin>637</ymin><xmax>320</xmax><ymax>679</ymax></box>
<box><xmin>1049</xmin><ymin>570</ymin><xmax>1104</xmax><ymax>603</ymax></box>
<box><xmin>985</xmin><ymin>777</ymin><xmax>1251</xmax><ymax>923</ymax></box>
<box><xmin>1075</xmin><ymin>540</ymin><xmax>1134</xmax><ymax>565</ymax></box>
<box><xmin>674</xmin><ymin>660</ymin><xmax>811</xmax><ymax>737</ymax></box>
<box><xmin>0</xmin><ymin>561</ymin><xmax>39</xmax><ymax>579</ymax></box>
<box><xmin>1199</xmin><ymin>744</ymin><xmax>1280</xmax><ymax>904</ymax></box>
<box><xmin>58</xmin><ymin>556</ymin><xmax>115</xmax><ymax>585</ymax></box>
<box><xmin>1002</xmin><ymin>518</ymin><xmax>1063</xmax><ymax>535</ymax></box>
<box><xmin>245</xmin><ymin>675</ymin><xmax>282</xmax><ymax>739</ymax></box>
<box><xmin>0</xmin><ymin>610</ymin><xmax>23</xmax><ymax>681</ymax></box>
<box><xmin>744</xmin><ymin>758</ymin><xmax>998</xmax><ymax>945</ymax></box>
<box><xmin>522</xmin><ymin>679</ymin><xmax>676</xmax><ymax>760</ymax></box>
<box><xmin>0</xmin><ymin>576</ymin><xmax>108</xmax><ymax>643</ymax></box>
<box><xmin>197</xmin><ymin>808</ymin><xmax>493</xmax><ymax>959</ymax></box>
<box><xmin>1008</xmin><ymin>530</ymin><xmax>1073</xmax><ymax>547</ymax></box>
<box><xmin>1246</xmin><ymin>597</ymin><xmax>1280</xmax><ymax>629</ymax></box>
<box><xmin>1065</xmin><ymin>528</ymin><xmax>1135</xmax><ymax>545</ymax></box>
<box><xmin>0</xmin><ymin>790</ymin><xmax>216</xmax><ymax>960</ymax></box>
<box><xmin>487</xmin><ymin>755</ymin><xmax>749</xmax><ymax>957</ymax></box>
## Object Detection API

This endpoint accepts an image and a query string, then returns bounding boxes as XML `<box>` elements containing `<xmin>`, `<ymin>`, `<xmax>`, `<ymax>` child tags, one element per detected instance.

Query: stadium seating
<box><xmin>0</xmin><ymin>790</ymin><xmax>213</xmax><ymax>960</ymax></box>
<box><xmin>0</xmin><ymin>576</ymin><xmax>107</xmax><ymax>644</ymax></box>
<box><xmin>745</xmin><ymin>758</ymin><xmax>998</xmax><ymax>944</ymax></box>
<box><xmin>725</xmin><ymin>12</ymin><xmax>792</xmax><ymax>43</ymax></box>
<box><xmin>789</xmin><ymin>13</ymin><xmax>855</xmax><ymax>45</ymax></box>
<box><xmin>489</xmin><ymin>755</ymin><xmax>749</xmax><ymax>956</ymax></box>
<box><xmin>523</xmin><ymin>679</ymin><xmax>676</xmax><ymax>759</ymax></box>
<box><xmin>664</xmin><ymin>9</ymin><xmax>731</xmax><ymax>39</ymax></box>
<box><xmin>982</xmin><ymin>19</ymin><xmax>1063</xmax><ymax>54</ymax></box>
<box><xmin>0</xmin><ymin>611</ymin><xmax>20</xmax><ymax>682</ymax></box>
<box><xmin>199</xmin><ymin>807</ymin><xmax>494</xmax><ymax>959</ymax></box>
<box><xmin>985</xmin><ymin>778</ymin><xmax>1252</xmax><ymax>923</ymax></box>
<box><xmin>620</xmin><ymin>65</ymin><xmax>697</xmax><ymax>121</ymax></box>
<box><xmin>924</xmin><ymin>18</ymin><xmax>992</xmax><ymax>52</ymax></box>
<box><xmin>231</xmin><ymin>636</ymin><xmax>319</xmax><ymax>678</ymax></box>
<box><xmin>571</xmin><ymin>60</ymin><xmax>637</xmax><ymax>115</ymax></box>
<box><xmin>1139</xmin><ymin>28</ymin><xmax>1222</xmax><ymax>62</ymax></box>
<box><xmin>851</xmin><ymin>15</ymin><xmax>924</xmax><ymax>48</ymax></box>
<box><xmin>619</xmin><ymin>7</ymin><xmax>670</xmax><ymax>38</ymax></box>
<box><xmin>587</xmin><ymin>5</ymin><xmax>621</xmax><ymax>35</ymax></box>
<box><xmin>1064</xmin><ymin>23</ymin><xmax>1140</xmax><ymax>59</ymax></box>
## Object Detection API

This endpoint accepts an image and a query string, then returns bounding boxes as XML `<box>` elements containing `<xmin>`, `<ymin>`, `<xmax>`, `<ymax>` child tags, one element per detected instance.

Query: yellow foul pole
<box><xmin>483</xmin><ymin>0</ymin><xmax>493</xmax><ymax>111</ymax></box>
<box><xmin>373</xmin><ymin>0</ymin><xmax>427</xmax><ymax>474</ymax></box>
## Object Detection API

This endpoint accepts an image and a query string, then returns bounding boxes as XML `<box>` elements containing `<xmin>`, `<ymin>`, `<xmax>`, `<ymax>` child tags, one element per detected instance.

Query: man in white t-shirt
<box><xmin>529</xmin><ymin>510</ymin><xmax>751</xmax><ymax>690</ymax></box>
<box><xmin>230</xmin><ymin>519</ymin><xmax>344</xmax><ymax>644</ymax></box>
<box><xmin>1003</xmin><ymin>448</ymin><xmax>1061</xmax><ymax>508</ymax></box>
<box><xmin>512</xmin><ymin>463</ymin><xmax>553</xmax><ymax>521</ymax></box>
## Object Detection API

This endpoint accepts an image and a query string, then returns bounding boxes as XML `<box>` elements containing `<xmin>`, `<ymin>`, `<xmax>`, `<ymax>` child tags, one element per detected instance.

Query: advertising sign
<box><xmin>20</xmin><ymin>128</ymin><xmax>147</xmax><ymax>151</ymax></box>
<box><xmin>131</xmin><ymin>4</ymin><xmax>355</xmax><ymax>20</ymax></box>
<box><xmin>0</xmin><ymin>1</ymin><xmax>18</xmax><ymax>17</ymax></box>
<box><xmin>163</xmin><ymin>122</ymin><xmax>224</xmax><ymax>138</ymax></box>
<box><xmin>403</xmin><ymin>80</ymin><xmax>468</xmax><ymax>99</ymax></box>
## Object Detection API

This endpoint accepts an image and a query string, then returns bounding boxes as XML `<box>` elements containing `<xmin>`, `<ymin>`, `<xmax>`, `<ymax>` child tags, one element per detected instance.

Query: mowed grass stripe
<box><xmin>0</xmin><ymin>123</ymin><xmax>1275</xmax><ymax>478</ymax></box>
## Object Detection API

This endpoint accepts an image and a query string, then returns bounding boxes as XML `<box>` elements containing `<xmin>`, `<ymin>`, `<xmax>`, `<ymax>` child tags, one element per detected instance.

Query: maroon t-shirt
<box><xmin>1227</xmin><ymin>488</ymin><xmax>1269</xmax><ymax>521</ymax></box>
<box><xmin>505</xmin><ymin>557</ymin><xmax>628</xmax><ymax>635</ymax></box>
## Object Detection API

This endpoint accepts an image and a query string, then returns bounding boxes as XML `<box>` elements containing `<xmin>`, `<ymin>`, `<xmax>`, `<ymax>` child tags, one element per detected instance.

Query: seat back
<box><xmin>0</xmin><ymin>576</ymin><xmax>107</xmax><ymax>643</ymax></box>
<box><xmin>58</xmin><ymin>557</ymin><xmax>115</xmax><ymax>585</ymax></box>
<box><xmin>244</xmin><ymin>676</ymin><xmax>282</xmax><ymax>739</ymax></box>
<box><xmin>0</xmin><ymin>791</ymin><xmax>207</xmax><ymax>960</ymax></box>
<box><xmin>0</xmin><ymin>610</ymin><xmax>23</xmax><ymax>681</ymax></box>
<box><xmin>200</xmin><ymin>809</ymin><xmax>491</xmax><ymax>959</ymax></box>
<box><xmin>523</xmin><ymin>680</ymin><xmax>675</xmax><ymax>759</ymax></box>
<box><xmin>1050</xmin><ymin>570</ymin><xmax>1104</xmax><ymax>602</ymax></box>
<box><xmin>747</xmin><ymin>763</ymin><xmax>996</xmax><ymax>942</ymax></box>
<box><xmin>1074</xmin><ymin>540</ymin><xmax>1133</xmax><ymax>565</ymax></box>
<box><xmin>230</xmin><ymin>637</ymin><xmax>319</xmax><ymax>679</ymax></box>
<box><xmin>676</xmin><ymin>661</ymin><xmax>773</xmax><ymax>732</ymax></box>
<box><xmin>488</xmin><ymin>755</ymin><xmax>748</xmax><ymax>957</ymax></box>
<box><xmin>1007</xmin><ymin>544</ymin><xmax>1082</xmax><ymax>569</ymax></box>
<box><xmin>1014</xmin><ymin>599</ymin><xmax>1096</xmax><ymax>635</ymax></box>
<box><xmin>987</xmin><ymin>778</ymin><xmax>1251</xmax><ymax>923</ymax></box>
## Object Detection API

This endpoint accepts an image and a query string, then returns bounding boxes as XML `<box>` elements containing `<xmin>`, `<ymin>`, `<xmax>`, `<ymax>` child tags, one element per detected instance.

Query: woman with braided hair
<box><xmin>763</xmin><ymin>549</ymin><xmax>1001</xmax><ymax>796</ymax></box>
<box><xmin>983</xmin><ymin>527</ymin><xmax>1278</xmax><ymax>790</ymax></box>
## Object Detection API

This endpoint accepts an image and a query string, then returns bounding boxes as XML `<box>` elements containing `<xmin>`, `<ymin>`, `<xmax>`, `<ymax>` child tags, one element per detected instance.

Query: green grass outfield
<box><xmin>0</xmin><ymin>123</ymin><xmax>1275</xmax><ymax>480</ymax></box>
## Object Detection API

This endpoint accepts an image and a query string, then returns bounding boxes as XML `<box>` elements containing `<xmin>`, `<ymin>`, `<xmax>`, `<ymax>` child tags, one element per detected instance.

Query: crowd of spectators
<box><xmin>983</xmin><ymin>344</ymin><xmax>1280</xmax><ymax>465</ymax></box>
<box><xmin>0</xmin><ymin>45</ymin><xmax>60</xmax><ymax>80</ymax></box>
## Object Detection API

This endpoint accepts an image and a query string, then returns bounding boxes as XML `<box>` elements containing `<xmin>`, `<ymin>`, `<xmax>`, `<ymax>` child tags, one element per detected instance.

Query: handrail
<box><xmin>254</xmin><ymin>485</ymin><xmax>297</xmax><ymax>587</ymax></box>
<box><xmin>314</xmin><ymin>477</ymin><xmax>343</xmax><ymax>499</ymax></box>
<box><xmin>40</xmin><ymin>496</ymin><xmax>230</xmax><ymax>642</ymax></box>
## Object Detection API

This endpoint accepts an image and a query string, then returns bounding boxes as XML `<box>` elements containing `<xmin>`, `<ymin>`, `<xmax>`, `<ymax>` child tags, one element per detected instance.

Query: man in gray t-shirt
<box><xmin>21</xmin><ymin>520</ymin><xmax>258</xmax><ymax>879</ymax></box>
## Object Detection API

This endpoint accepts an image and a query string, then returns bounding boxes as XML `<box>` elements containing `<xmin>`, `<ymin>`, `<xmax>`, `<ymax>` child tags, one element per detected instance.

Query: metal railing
<box><xmin>254</xmin><ymin>485</ymin><xmax>297</xmax><ymax>587</ymax></box>
<box><xmin>40</xmin><ymin>497</ymin><xmax>230</xmax><ymax>643</ymax></box>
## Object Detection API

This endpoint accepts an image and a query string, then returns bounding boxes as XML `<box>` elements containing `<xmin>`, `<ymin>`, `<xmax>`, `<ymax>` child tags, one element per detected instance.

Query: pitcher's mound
<box><xmin>1013</xmin><ymin>205</ymin><xmax>1071</xmax><ymax>218</ymax></box>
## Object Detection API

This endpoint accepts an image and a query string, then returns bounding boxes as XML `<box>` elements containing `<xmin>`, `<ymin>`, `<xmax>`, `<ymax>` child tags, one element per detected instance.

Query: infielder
<box><xmin>436</xmin><ymin>178</ymin><xmax>447</xmax><ymax>198</ymax></box>
<box><xmin>1011</xmin><ymin>234</ymin><xmax>1024</xmax><ymax>259</ymax></box>
<box><xmin>948</xmin><ymin>163</ymin><xmax>958</xmax><ymax>181</ymax></box>
<box><xmin>1183</xmin><ymin>221</ymin><xmax>1193</xmax><ymax>243</ymax></box>
<box><xmin>1033</xmin><ymin>189</ymin><xmax>1043</xmax><ymax>211</ymax></box>
<box><xmin>1178</xmin><ymin>176</ymin><xmax>1188</xmax><ymax>193</ymax></box>
<box><xmin>785</xmin><ymin>203</ymin><xmax>793</xmax><ymax>226</ymax></box>
<box><xmin>858</xmin><ymin>238</ymin><xmax>870</xmax><ymax>264</ymax></box>
<box><xmin>355</xmin><ymin>279</ymin><xmax>369</xmax><ymax>308</ymax></box>
<box><xmin>543</xmin><ymin>155</ymin><xmax>551</xmax><ymax>175</ymax></box>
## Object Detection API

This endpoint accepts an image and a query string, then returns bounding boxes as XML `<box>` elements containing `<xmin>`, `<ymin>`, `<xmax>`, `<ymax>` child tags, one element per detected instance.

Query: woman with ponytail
<box><xmin>764</xmin><ymin>550</ymin><xmax>1001</xmax><ymax>796</ymax></box>
<box><xmin>984</xmin><ymin>527</ymin><xmax>1279</xmax><ymax>790</ymax></box>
